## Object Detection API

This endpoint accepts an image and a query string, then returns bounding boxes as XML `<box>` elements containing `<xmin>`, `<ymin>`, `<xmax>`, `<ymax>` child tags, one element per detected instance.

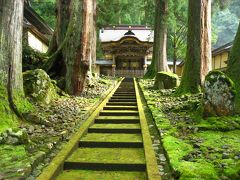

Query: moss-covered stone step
<box><xmin>106</xmin><ymin>102</ymin><xmax>137</xmax><ymax>106</ymax></box>
<box><xmin>111</xmin><ymin>96</ymin><xmax>136</xmax><ymax>99</ymax></box>
<box><xmin>90</xmin><ymin>123</ymin><xmax>141</xmax><ymax>129</ymax></box>
<box><xmin>88</xmin><ymin>123</ymin><xmax>141</xmax><ymax>133</ymax></box>
<box><xmin>103</xmin><ymin>105</ymin><xmax>138</xmax><ymax>110</ymax></box>
<box><xmin>79</xmin><ymin>133</ymin><xmax>143</xmax><ymax>147</ymax></box>
<box><xmin>109</xmin><ymin>99</ymin><xmax>137</xmax><ymax>102</ymax></box>
<box><xmin>113</xmin><ymin>93</ymin><xmax>135</xmax><ymax>96</ymax></box>
<box><xmin>95</xmin><ymin>116</ymin><xmax>140</xmax><ymax>124</ymax></box>
<box><xmin>99</xmin><ymin>110</ymin><xmax>139</xmax><ymax>116</ymax></box>
<box><xmin>115</xmin><ymin>90</ymin><xmax>135</xmax><ymax>93</ymax></box>
<box><xmin>80</xmin><ymin>133</ymin><xmax>142</xmax><ymax>143</ymax></box>
<box><xmin>64</xmin><ymin>148</ymin><xmax>146</xmax><ymax>171</ymax></box>
<box><xmin>113</xmin><ymin>93</ymin><xmax>136</xmax><ymax>96</ymax></box>
<box><xmin>57</xmin><ymin>170</ymin><xmax>147</xmax><ymax>180</ymax></box>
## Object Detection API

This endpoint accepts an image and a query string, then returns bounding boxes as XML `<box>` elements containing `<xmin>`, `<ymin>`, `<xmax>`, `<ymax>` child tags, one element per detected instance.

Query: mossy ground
<box><xmin>139</xmin><ymin>79</ymin><xmax>240</xmax><ymax>179</ymax></box>
<box><xmin>0</xmin><ymin>76</ymin><xmax>117</xmax><ymax>179</ymax></box>
<box><xmin>0</xmin><ymin>145</ymin><xmax>31</xmax><ymax>178</ymax></box>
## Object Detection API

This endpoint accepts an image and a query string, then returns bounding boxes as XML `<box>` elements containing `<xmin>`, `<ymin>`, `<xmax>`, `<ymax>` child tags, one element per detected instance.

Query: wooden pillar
<box><xmin>143</xmin><ymin>56</ymin><xmax>148</xmax><ymax>73</ymax></box>
<box><xmin>112</xmin><ymin>54</ymin><xmax>116</xmax><ymax>77</ymax></box>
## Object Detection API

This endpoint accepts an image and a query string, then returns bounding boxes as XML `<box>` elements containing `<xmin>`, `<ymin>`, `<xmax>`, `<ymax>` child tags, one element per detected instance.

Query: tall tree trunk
<box><xmin>176</xmin><ymin>0</ymin><xmax>211</xmax><ymax>94</ymax></box>
<box><xmin>200</xmin><ymin>0</ymin><xmax>212</xmax><ymax>84</ymax></box>
<box><xmin>88</xmin><ymin>0</ymin><xmax>97</xmax><ymax>79</ymax></box>
<box><xmin>173</xmin><ymin>47</ymin><xmax>177</xmax><ymax>73</ymax></box>
<box><xmin>144</xmin><ymin>0</ymin><xmax>169</xmax><ymax>78</ymax></box>
<box><xmin>44</xmin><ymin>0</ymin><xmax>96</xmax><ymax>95</ymax></box>
<box><xmin>0</xmin><ymin>0</ymin><xmax>24</xmax><ymax>120</ymax></box>
<box><xmin>226</xmin><ymin>21</ymin><xmax>240</xmax><ymax>113</ymax></box>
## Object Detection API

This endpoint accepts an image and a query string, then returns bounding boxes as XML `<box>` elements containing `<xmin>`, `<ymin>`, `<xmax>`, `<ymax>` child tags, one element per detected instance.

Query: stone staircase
<box><xmin>54</xmin><ymin>78</ymin><xmax>159</xmax><ymax>179</ymax></box>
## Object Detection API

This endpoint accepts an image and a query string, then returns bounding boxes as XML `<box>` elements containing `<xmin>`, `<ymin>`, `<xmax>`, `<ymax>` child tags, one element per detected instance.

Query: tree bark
<box><xmin>176</xmin><ymin>0</ymin><xmax>211</xmax><ymax>94</ymax></box>
<box><xmin>87</xmin><ymin>0</ymin><xmax>97</xmax><ymax>79</ymax></box>
<box><xmin>226</xmin><ymin>21</ymin><xmax>240</xmax><ymax>113</ymax></box>
<box><xmin>200</xmin><ymin>0</ymin><xmax>212</xmax><ymax>84</ymax></box>
<box><xmin>0</xmin><ymin>0</ymin><xmax>24</xmax><ymax>119</ymax></box>
<box><xmin>44</xmin><ymin>0</ymin><xmax>96</xmax><ymax>95</ymax></box>
<box><xmin>144</xmin><ymin>0</ymin><xmax>169</xmax><ymax>78</ymax></box>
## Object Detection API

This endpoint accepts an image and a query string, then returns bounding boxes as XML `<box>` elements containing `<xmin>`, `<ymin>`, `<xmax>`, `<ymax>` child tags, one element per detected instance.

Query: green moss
<box><xmin>0</xmin><ymin>145</ymin><xmax>30</xmax><ymax>178</ymax></box>
<box><xmin>221</xmin><ymin>159</ymin><xmax>240</xmax><ymax>179</ymax></box>
<box><xmin>80</xmin><ymin>133</ymin><xmax>142</xmax><ymax>143</ymax></box>
<box><xmin>205</xmin><ymin>70</ymin><xmax>236</xmax><ymax>95</ymax></box>
<box><xmin>157</xmin><ymin>71</ymin><xmax>179</xmax><ymax>79</ymax></box>
<box><xmin>22</xmin><ymin>41</ymin><xmax>48</xmax><ymax>71</ymax></box>
<box><xmin>0</xmin><ymin>85</ymin><xmax>18</xmax><ymax>133</ymax></box>
<box><xmin>179</xmin><ymin>161</ymin><xmax>218</xmax><ymax>180</ymax></box>
<box><xmin>139</xmin><ymin>79</ymin><xmax>240</xmax><ymax>179</ymax></box>
<box><xmin>13</xmin><ymin>90</ymin><xmax>35</xmax><ymax>114</ymax></box>
<box><xmin>196</xmin><ymin>130</ymin><xmax>240</xmax><ymax>153</ymax></box>
<box><xmin>57</xmin><ymin>170</ymin><xmax>146</xmax><ymax>180</ymax></box>
<box><xmin>66</xmin><ymin>148</ymin><xmax>145</xmax><ymax>164</ymax></box>
<box><xmin>197</xmin><ymin>116</ymin><xmax>240</xmax><ymax>130</ymax></box>
<box><xmin>154</xmin><ymin>71</ymin><xmax>180</xmax><ymax>89</ymax></box>
<box><xmin>163</xmin><ymin>136</ymin><xmax>193</xmax><ymax>168</ymax></box>
<box><xmin>23</xmin><ymin>69</ymin><xmax>59</xmax><ymax>104</ymax></box>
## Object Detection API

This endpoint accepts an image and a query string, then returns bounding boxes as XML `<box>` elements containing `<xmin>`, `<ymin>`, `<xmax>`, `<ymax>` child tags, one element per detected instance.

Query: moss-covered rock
<box><xmin>154</xmin><ymin>71</ymin><xmax>179</xmax><ymax>90</ymax></box>
<box><xmin>23</xmin><ymin>69</ymin><xmax>59</xmax><ymax>104</ymax></box>
<box><xmin>203</xmin><ymin>71</ymin><xmax>236</xmax><ymax>117</ymax></box>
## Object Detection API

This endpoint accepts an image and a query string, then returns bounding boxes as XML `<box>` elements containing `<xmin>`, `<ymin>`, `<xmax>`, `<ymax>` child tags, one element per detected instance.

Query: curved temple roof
<box><xmin>100</xmin><ymin>25</ymin><xmax>154</xmax><ymax>43</ymax></box>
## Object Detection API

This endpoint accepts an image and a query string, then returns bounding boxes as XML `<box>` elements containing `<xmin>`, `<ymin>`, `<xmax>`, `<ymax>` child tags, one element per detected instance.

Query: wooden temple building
<box><xmin>96</xmin><ymin>25</ymin><xmax>154</xmax><ymax>77</ymax></box>
<box><xmin>23</xmin><ymin>0</ymin><xmax>53</xmax><ymax>53</ymax></box>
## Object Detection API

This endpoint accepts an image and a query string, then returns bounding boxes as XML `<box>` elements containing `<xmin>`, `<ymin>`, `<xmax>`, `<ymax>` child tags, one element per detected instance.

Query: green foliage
<box><xmin>0</xmin><ymin>86</ymin><xmax>18</xmax><ymax>133</ymax></box>
<box><xmin>226</xmin><ymin>22</ymin><xmax>240</xmax><ymax>113</ymax></box>
<box><xmin>167</xmin><ymin>0</ymin><xmax>188</xmax><ymax>61</ymax></box>
<box><xmin>97</xmin><ymin>0</ymin><xmax>155</xmax><ymax>27</ymax></box>
<box><xmin>22</xmin><ymin>41</ymin><xmax>48</xmax><ymax>71</ymax></box>
<box><xmin>212</xmin><ymin>8</ymin><xmax>239</xmax><ymax>48</ymax></box>
<box><xmin>29</xmin><ymin>0</ymin><xmax>56</xmax><ymax>28</ymax></box>
<box><xmin>212</xmin><ymin>0</ymin><xmax>240</xmax><ymax>48</ymax></box>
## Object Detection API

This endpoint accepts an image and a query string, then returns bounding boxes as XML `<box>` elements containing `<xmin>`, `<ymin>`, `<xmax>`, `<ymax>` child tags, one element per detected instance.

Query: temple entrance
<box><xmin>115</xmin><ymin>57</ymin><xmax>145</xmax><ymax>77</ymax></box>
<box><xmin>116</xmin><ymin>59</ymin><xmax>143</xmax><ymax>70</ymax></box>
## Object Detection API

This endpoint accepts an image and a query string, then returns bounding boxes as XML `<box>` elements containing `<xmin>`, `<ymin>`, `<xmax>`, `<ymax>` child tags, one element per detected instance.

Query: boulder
<box><xmin>154</xmin><ymin>71</ymin><xmax>180</xmax><ymax>89</ymax></box>
<box><xmin>203</xmin><ymin>71</ymin><xmax>236</xmax><ymax>117</ymax></box>
<box><xmin>23</xmin><ymin>69</ymin><xmax>59</xmax><ymax>104</ymax></box>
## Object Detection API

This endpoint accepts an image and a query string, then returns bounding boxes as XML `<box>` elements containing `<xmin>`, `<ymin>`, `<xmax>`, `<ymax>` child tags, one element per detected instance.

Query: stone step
<box><xmin>103</xmin><ymin>106</ymin><xmax>138</xmax><ymax>110</ymax></box>
<box><xmin>95</xmin><ymin>116</ymin><xmax>140</xmax><ymax>124</ymax></box>
<box><xmin>79</xmin><ymin>133</ymin><xmax>143</xmax><ymax>147</ymax></box>
<box><xmin>111</xmin><ymin>96</ymin><xmax>136</xmax><ymax>99</ymax></box>
<box><xmin>106</xmin><ymin>102</ymin><xmax>137</xmax><ymax>106</ymax></box>
<box><xmin>115</xmin><ymin>90</ymin><xmax>135</xmax><ymax>93</ymax></box>
<box><xmin>80</xmin><ymin>133</ymin><xmax>142</xmax><ymax>142</ymax></box>
<box><xmin>64</xmin><ymin>148</ymin><xmax>146</xmax><ymax>171</ymax></box>
<box><xmin>89</xmin><ymin>123</ymin><xmax>141</xmax><ymax>130</ymax></box>
<box><xmin>109</xmin><ymin>99</ymin><xmax>137</xmax><ymax>102</ymax></box>
<box><xmin>57</xmin><ymin>170</ymin><xmax>147</xmax><ymax>180</ymax></box>
<box><xmin>99</xmin><ymin>110</ymin><xmax>139</xmax><ymax>116</ymax></box>
<box><xmin>88</xmin><ymin>128</ymin><xmax>141</xmax><ymax>134</ymax></box>
<box><xmin>113</xmin><ymin>94</ymin><xmax>136</xmax><ymax>96</ymax></box>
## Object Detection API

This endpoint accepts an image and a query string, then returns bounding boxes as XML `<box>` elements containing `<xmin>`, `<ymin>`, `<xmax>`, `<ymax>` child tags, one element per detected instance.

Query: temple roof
<box><xmin>24</xmin><ymin>2</ymin><xmax>53</xmax><ymax>45</ymax></box>
<box><xmin>100</xmin><ymin>25</ymin><xmax>154</xmax><ymax>43</ymax></box>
